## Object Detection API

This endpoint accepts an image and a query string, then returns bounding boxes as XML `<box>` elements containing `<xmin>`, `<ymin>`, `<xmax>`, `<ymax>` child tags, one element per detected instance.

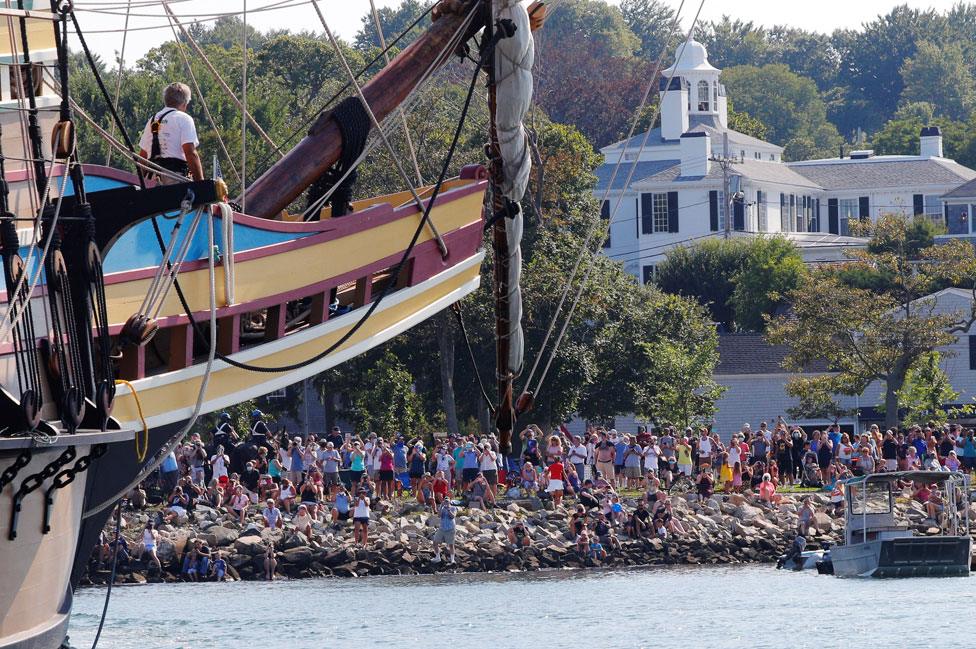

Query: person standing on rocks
<box><xmin>434</xmin><ymin>443</ymin><xmax>456</xmax><ymax>491</ymax></box>
<box><xmin>378</xmin><ymin>442</ymin><xmax>396</xmax><ymax>500</ymax></box>
<box><xmin>353</xmin><ymin>489</ymin><xmax>371</xmax><ymax>547</ymax></box>
<box><xmin>321</xmin><ymin>442</ymin><xmax>342</xmax><ymax>498</ymax></box>
<box><xmin>774</xmin><ymin>430</ymin><xmax>794</xmax><ymax>485</ymax></box>
<box><xmin>623</xmin><ymin>436</ymin><xmax>643</xmax><ymax>490</ymax></box>
<box><xmin>264</xmin><ymin>541</ymin><xmax>278</xmax><ymax>581</ymax></box>
<box><xmin>407</xmin><ymin>443</ymin><xmax>427</xmax><ymax>494</ymax></box>
<box><xmin>675</xmin><ymin>436</ymin><xmax>693</xmax><ymax>477</ymax></box>
<box><xmin>545</xmin><ymin>458</ymin><xmax>565</xmax><ymax>507</ymax></box>
<box><xmin>432</xmin><ymin>499</ymin><xmax>457</xmax><ymax>563</ymax></box>
<box><xmin>478</xmin><ymin>443</ymin><xmax>498</xmax><ymax>500</ymax></box>
<box><xmin>460</xmin><ymin>441</ymin><xmax>480</xmax><ymax>491</ymax></box>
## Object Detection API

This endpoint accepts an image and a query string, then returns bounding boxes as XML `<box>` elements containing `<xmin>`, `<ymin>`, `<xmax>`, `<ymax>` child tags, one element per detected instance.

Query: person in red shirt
<box><xmin>545</xmin><ymin>460</ymin><xmax>565</xmax><ymax>507</ymax></box>
<box><xmin>432</xmin><ymin>471</ymin><xmax>450</xmax><ymax>505</ymax></box>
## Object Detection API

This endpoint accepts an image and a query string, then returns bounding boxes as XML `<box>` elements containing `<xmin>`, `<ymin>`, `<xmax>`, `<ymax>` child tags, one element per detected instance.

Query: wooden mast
<box><xmin>242</xmin><ymin>1</ymin><xmax>477</xmax><ymax>220</ymax></box>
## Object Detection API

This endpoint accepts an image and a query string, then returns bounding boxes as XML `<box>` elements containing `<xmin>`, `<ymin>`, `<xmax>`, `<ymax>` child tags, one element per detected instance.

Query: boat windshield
<box><xmin>849</xmin><ymin>482</ymin><xmax>892</xmax><ymax>515</ymax></box>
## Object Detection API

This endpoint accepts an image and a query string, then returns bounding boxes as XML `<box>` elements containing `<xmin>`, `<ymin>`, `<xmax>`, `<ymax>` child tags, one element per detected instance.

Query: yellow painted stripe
<box><xmin>103</xmin><ymin>185</ymin><xmax>484</xmax><ymax>322</ymax></box>
<box><xmin>110</xmin><ymin>260</ymin><xmax>481</xmax><ymax>426</ymax></box>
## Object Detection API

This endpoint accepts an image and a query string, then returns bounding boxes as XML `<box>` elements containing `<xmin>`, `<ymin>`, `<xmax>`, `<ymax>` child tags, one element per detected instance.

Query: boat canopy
<box><xmin>844</xmin><ymin>470</ymin><xmax>967</xmax><ymax>486</ymax></box>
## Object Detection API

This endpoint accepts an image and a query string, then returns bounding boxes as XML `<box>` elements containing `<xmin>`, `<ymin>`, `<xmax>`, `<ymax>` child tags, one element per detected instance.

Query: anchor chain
<box><xmin>0</xmin><ymin>448</ymin><xmax>33</xmax><ymax>493</ymax></box>
<box><xmin>8</xmin><ymin>446</ymin><xmax>76</xmax><ymax>540</ymax></box>
<box><xmin>43</xmin><ymin>444</ymin><xmax>107</xmax><ymax>534</ymax></box>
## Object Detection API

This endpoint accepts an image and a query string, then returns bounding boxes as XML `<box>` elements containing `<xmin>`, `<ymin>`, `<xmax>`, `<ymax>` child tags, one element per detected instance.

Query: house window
<box><xmin>838</xmin><ymin>198</ymin><xmax>858</xmax><ymax>236</ymax></box>
<box><xmin>267</xmin><ymin>388</ymin><xmax>287</xmax><ymax>400</ymax></box>
<box><xmin>789</xmin><ymin>194</ymin><xmax>797</xmax><ymax>232</ymax></box>
<box><xmin>652</xmin><ymin>193</ymin><xmax>668</xmax><ymax>232</ymax></box>
<box><xmin>601</xmin><ymin>200</ymin><xmax>611</xmax><ymax>248</ymax></box>
<box><xmin>770</xmin><ymin>154</ymin><xmax>776</xmax><ymax>162</ymax></box>
<box><xmin>642</xmin><ymin>264</ymin><xmax>656</xmax><ymax>285</ymax></box>
<box><xmin>712</xmin><ymin>82</ymin><xmax>717</xmax><ymax>107</ymax></box>
<box><xmin>754</xmin><ymin>151</ymin><xmax>760</xmax><ymax>159</ymax></box>
<box><xmin>812</xmin><ymin>198</ymin><xmax>821</xmax><ymax>232</ymax></box>
<box><xmin>697</xmin><ymin>80</ymin><xmax>710</xmax><ymax>111</ymax></box>
<box><xmin>717</xmin><ymin>190</ymin><xmax>727</xmax><ymax>231</ymax></box>
<box><xmin>923</xmin><ymin>195</ymin><xmax>942</xmax><ymax>225</ymax></box>
<box><xmin>757</xmin><ymin>190</ymin><xmax>767</xmax><ymax>232</ymax></box>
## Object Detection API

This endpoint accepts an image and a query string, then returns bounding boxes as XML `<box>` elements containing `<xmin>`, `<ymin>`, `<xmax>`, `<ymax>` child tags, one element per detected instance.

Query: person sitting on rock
<box><xmin>293</xmin><ymin>503</ymin><xmax>314</xmax><ymax>538</ymax></box>
<box><xmin>575</xmin><ymin>526</ymin><xmax>591</xmax><ymax>556</ymax></box>
<box><xmin>133</xmin><ymin>521</ymin><xmax>162</xmax><ymax>570</ymax></box>
<box><xmin>262</xmin><ymin>499</ymin><xmax>283</xmax><ymax>529</ymax></box>
<box><xmin>593</xmin><ymin>512</ymin><xmax>619</xmax><ymax>550</ymax></box>
<box><xmin>163</xmin><ymin>485</ymin><xmax>190</xmax><ymax>524</ymax></box>
<box><xmin>213</xmin><ymin>551</ymin><xmax>227</xmax><ymax>581</ymax></box>
<box><xmin>264</xmin><ymin>541</ymin><xmax>277</xmax><ymax>580</ymax></box>
<box><xmin>415</xmin><ymin>472</ymin><xmax>435</xmax><ymax>509</ymax></box>
<box><xmin>588</xmin><ymin>533</ymin><xmax>607</xmax><ymax>561</ymax></box>
<box><xmin>432</xmin><ymin>471</ymin><xmax>450</xmax><ymax>505</ymax></box>
<box><xmin>331</xmin><ymin>486</ymin><xmax>352</xmax><ymax>526</ymax></box>
<box><xmin>508</xmin><ymin>519</ymin><xmax>531</xmax><ymax>549</ymax></box>
<box><xmin>277</xmin><ymin>478</ymin><xmax>296</xmax><ymax>514</ymax></box>
<box><xmin>758</xmin><ymin>473</ymin><xmax>782</xmax><ymax>506</ymax></box>
<box><xmin>650</xmin><ymin>492</ymin><xmax>684</xmax><ymax>536</ymax></box>
<box><xmin>626</xmin><ymin>500</ymin><xmax>653</xmax><ymax>538</ymax></box>
<box><xmin>696</xmin><ymin>467</ymin><xmax>715</xmax><ymax>499</ymax></box>
<box><xmin>467</xmin><ymin>472</ymin><xmax>493</xmax><ymax>509</ymax></box>
<box><xmin>796</xmin><ymin>498</ymin><xmax>816</xmax><ymax>536</ymax></box>
<box><xmin>229</xmin><ymin>485</ymin><xmax>249</xmax><ymax>525</ymax></box>
<box><xmin>569</xmin><ymin>505</ymin><xmax>588</xmax><ymax>538</ymax></box>
<box><xmin>519</xmin><ymin>461</ymin><xmax>538</xmax><ymax>494</ymax></box>
<box><xmin>578</xmin><ymin>480</ymin><xmax>601</xmax><ymax>510</ymax></box>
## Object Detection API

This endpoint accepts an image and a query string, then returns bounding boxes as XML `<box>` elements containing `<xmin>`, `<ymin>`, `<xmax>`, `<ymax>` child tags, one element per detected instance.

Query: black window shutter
<box><xmin>709</xmin><ymin>190</ymin><xmax>718</xmax><ymax>231</ymax></box>
<box><xmin>913</xmin><ymin>194</ymin><xmax>924</xmax><ymax>216</ymax></box>
<box><xmin>640</xmin><ymin>193</ymin><xmax>653</xmax><ymax>235</ymax></box>
<box><xmin>733</xmin><ymin>198</ymin><xmax>744</xmax><ymax>231</ymax></box>
<box><xmin>667</xmin><ymin>191</ymin><xmax>679</xmax><ymax>233</ymax></box>
<box><xmin>600</xmin><ymin>200</ymin><xmax>610</xmax><ymax>219</ymax></box>
<box><xmin>970</xmin><ymin>336</ymin><xmax>976</xmax><ymax>371</ymax></box>
<box><xmin>945</xmin><ymin>203</ymin><xmax>950</xmax><ymax>228</ymax></box>
<box><xmin>858</xmin><ymin>196</ymin><xmax>870</xmax><ymax>219</ymax></box>
<box><xmin>814</xmin><ymin>198</ymin><xmax>821</xmax><ymax>232</ymax></box>
<box><xmin>635</xmin><ymin>198</ymin><xmax>640</xmax><ymax>237</ymax></box>
<box><xmin>828</xmin><ymin>198</ymin><xmax>839</xmax><ymax>234</ymax></box>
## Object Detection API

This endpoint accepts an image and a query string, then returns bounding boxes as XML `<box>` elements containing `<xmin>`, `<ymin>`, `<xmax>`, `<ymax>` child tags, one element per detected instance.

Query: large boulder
<box><xmin>206</xmin><ymin>525</ymin><xmax>239</xmax><ymax>547</ymax></box>
<box><xmin>732</xmin><ymin>504</ymin><xmax>764</xmax><ymax>523</ymax></box>
<box><xmin>234</xmin><ymin>535</ymin><xmax>266</xmax><ymax>556</ymax></box>
<box><xmin>812</xmin><ymin>512</ymin><xmax>833</xmax><ymax>534</ymax></box>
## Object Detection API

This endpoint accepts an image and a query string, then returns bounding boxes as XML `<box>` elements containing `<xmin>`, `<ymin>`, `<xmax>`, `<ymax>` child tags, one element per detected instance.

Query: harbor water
<box><xmin>69</xmin><ymin>565</ymin><xmax>976</xmax><ymax>648</ymax></box>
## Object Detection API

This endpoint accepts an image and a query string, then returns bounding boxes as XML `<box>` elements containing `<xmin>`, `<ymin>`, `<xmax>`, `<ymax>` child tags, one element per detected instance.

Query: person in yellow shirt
<box><xmin>676</xmin><ymin>437</ymin><xmax>693</xmax><ymax>476</ymax></box>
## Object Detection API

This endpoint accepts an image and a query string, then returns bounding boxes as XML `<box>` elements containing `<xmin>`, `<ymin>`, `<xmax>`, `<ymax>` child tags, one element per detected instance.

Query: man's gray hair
<box><xmin>163</xmin><ymin>82</ymin><xmax>191</xmax><ymax>108</ymax></box>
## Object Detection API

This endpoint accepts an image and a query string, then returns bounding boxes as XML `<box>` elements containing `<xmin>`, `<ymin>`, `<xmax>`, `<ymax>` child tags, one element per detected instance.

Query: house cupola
<box><xmin>659</xmin><ymin>38</ymin><xmax>727</xmax><ymax>139</ymax></box>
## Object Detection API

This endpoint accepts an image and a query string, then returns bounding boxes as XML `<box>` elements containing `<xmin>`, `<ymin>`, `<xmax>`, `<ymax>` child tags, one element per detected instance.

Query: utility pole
<box><xmin>711</xmin><ymin>132</ymin><xmax>741</xmax><ymax>238</ymax></box>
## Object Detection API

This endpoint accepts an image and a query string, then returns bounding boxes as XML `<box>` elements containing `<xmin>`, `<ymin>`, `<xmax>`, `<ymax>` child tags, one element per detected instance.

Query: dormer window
<box><xmin>712</xmin><ymin>82</ymin><xmax>718</xmax><ymax>107</ymax></box>
<box><xmin>697</xmin><ymin>80</ymin><xmax>710</xmax><ymax>111</ymax></box>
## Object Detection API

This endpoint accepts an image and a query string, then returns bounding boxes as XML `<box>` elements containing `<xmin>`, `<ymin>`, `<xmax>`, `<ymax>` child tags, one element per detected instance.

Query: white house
<box><xmin>596</xmin><ymin>39</ymin><xmax>976</xmax><ymax>284</ymax></box>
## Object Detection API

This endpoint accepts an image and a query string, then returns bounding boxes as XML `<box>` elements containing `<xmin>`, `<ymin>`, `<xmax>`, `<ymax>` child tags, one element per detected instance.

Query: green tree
<box><xmin>354</xmin><ymin>0</ymin><xmax>434</xmax><ymax>52</ymax></box>
<box><xmin>900</xmin><ymin>41</ymin><xmax>976</xmax><ymax>121</ymax></box>
<box><xmin>694</xmin><ymin>17</ymin><xmax>768</xmax><ymax>69</ymax></box>
<box><xmin>619</xmin><ymin>0</ymin><xmax>675</xmax><ymax>60</ymax></box>
<box><xmin>540</xmin><ymin>0</ymin><xmax>639</xmax><ymax>58</ymax></box>
<box><xmin>656</xmin><ymin>238</ymin><xmax>748</xmax><ymax>329</ymax></box>
<box><xmin>768</xmin><ymin>214</ymin><xmax>976</xmax><ymax>429</ymax></box>
<box><xmin>834</xmin><ymin>5</ymin><xmax>949</xmax><ymax>131</ymax></box>
<box><xmin>727</xmin><ymin>101</ymin><xmax>767</xmax><ymax>141</ymax></box>
<box><xmin>731</xmin><ymin>236</ymin><xmax>806</xmax><ymax>332</ymax></box>
<box><xmin>721</xmin><ymin>64</ymin><xmax>843</xmax><ymax>160</ymax></box>
<box><xmin>896</xmin><ymin>351</ymin><xmax>962</xmax><ymax>426</ymax></box>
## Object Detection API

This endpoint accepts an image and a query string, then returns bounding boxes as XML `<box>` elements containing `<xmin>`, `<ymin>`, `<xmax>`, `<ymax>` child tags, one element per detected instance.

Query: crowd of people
<box><xmin>97</xmin><ymin>411</ymin><xmax>976</xmax><ymax>580</ymax></box>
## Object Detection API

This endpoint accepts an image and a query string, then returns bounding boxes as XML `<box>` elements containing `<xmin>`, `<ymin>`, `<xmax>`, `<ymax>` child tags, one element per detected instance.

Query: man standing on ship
<box><xmin>138</xmin><ymin>82</ymin><xmax>204</xmax><ymax>184</ymax></box>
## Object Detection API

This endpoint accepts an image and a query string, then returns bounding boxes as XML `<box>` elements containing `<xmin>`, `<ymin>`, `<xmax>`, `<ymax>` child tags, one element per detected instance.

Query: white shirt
<box><xmin>643</xmin><ymin>444</ymin><xmax>659</xmax><ymax>469</ymax></box>
<box><xmin>436</xmin><ymin>452</ymin><xmax>454</xmax><ymax>472</ymax></box>
<box><xmin>569</xmin><ymin>444</ymin><xmax>588</xmax><ymax>464</ymax></box>
<box><xmin>277</xmin><ymin>447</ymin><xmax>291</xmax><ymax>471</ymax></box>
<box><xmin>479</xmin><ymin>451</ymin><xmax>497</xmax><ymax>472</ymax></box>
<box><xmin>728</xmin><ymin>445</ymin><xmax>741</xmax><ymax>466</ymax></box>
<box><xmin>698</xmin><ymin>438</ymin><xmax>712</xmax><ymax>457</ymax></box>
<box><xmin>139</xmin><ymin>108</ymin><xmax>198</xmax><ymax>160</ymax></box>
<box><xmin>210</xmin><ymin>454</ymin><xmax>228</xmax><ymax>478</ymax></box>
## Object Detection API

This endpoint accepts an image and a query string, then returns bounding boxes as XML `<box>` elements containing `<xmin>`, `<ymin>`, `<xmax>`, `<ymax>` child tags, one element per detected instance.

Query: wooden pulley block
<box><xmin>120</xmin><ymin>313</ymin><xmax>159</xmax><ymax>348</ymax></box>
<box><xmin>52</xmin><ymin>120</ymin><xmax>75</xmax><ymax>159</ymax></box>
<box><xmin>432</xmin><ymin>0</ymin><xmax>466</xmax><ymax>21</ymax></box>
<box><xmin>515</xmin><ymin>390</ymin><xmax>535</xmax><ymax>416</ymax></box>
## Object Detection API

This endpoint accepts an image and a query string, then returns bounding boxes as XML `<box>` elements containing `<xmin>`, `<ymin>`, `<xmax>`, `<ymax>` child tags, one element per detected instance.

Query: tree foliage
<box><xmin>900</xmin><ymin>41</ymin><xmax>976</xmax><ymax>122</ymax></box>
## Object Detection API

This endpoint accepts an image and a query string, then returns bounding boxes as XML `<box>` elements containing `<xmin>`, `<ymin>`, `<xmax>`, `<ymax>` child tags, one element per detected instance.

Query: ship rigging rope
<box><xmin>85</xmin><ymin>210</ymin><xmax>219</xmax><ymax>519</ymax></box>
<box><xmin>88</xmin><ymin>502</ymin><xmax>123</xmax><ymax>649</ymax></box>
<box><xmin>103</xmin><ymin>0</ymin><xmax>131</xmax><ymax>168</ymax></box>
<box><xmin>162</xmin><ymin>9</ymin><xmax>242</xmax><ymax>185</ymax></box>
<box><xmin>161</xmin><ymin>1</ymin><xmax>283</xmax><ymax>159</ymax></box>
<box><xmin>115</xmin><ymin>379</ymin><xmax>148</xmax><ymax>462</ymax></box>
<box><xmin>251</xmin><ymin>0</ymin><xmax>437</xmax><ymax>175</ymax></box>
<box><xmin>4</xmin><ymin>2</ymin><xmax>38</xmax><ymax>216</ymax></box>
<box><xmin>299</xmin><ymin>6</ymin><xmax>477</xmax><ymax>221</ymax></box>
<box><xmin>370</xmin><ymin>0</ymin><xmax>424</xmax><ymax>186</ymax></box>
<box><xmin>76</xmin><ymin>0</ymin><xmax>307</xmax><ymax>21</ymax></box>
<box><xmin>520</xmin><ymin>0</ymin><xmax>706</xmax><ymax>405</ymax></box>
<box><xmin>241</xmin><ymin>0</ymin><xmax>248</xmax><ymax>211</ymax></box>
<box><xmin>162</xmin><ymin>23</ymin><xmax>484</xmax><ymax>376</ymax></box>
<box><xmin>310</xmin><ymin>0</ymin><xmax>447</xmax><ymax>255</ymax></box>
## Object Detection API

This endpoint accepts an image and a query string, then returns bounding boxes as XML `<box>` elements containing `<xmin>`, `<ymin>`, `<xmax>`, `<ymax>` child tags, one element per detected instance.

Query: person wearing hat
<box><xmin>213</xmin><ymin>412</ymin><xmax>238</xmax><ymax>450</ymax></box>
<box><xmin>249</xmin><ymin>409</ymin><xmax>274</xmax><ymax>453</ymax></box>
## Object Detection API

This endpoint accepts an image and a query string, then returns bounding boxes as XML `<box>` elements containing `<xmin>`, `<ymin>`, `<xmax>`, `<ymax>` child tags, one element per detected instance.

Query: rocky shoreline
<box><xmin>84</xmin><ymin>490</ymin><xmax>863</xmax><ymax>585</ymax></box>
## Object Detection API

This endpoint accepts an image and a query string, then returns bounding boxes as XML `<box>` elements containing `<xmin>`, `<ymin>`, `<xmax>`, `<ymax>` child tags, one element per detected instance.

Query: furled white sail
<box><xmin>493</xmin><ymin>0</ymin><xmax>533</xmax><ymax>376</ymax></box>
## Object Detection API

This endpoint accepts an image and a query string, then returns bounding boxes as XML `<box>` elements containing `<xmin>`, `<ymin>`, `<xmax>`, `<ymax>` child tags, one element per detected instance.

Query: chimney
<box><xmin>920</xmin><ymin>126</ymin><xmax>943</xmax><ymax>158</ymax></box>
<box><xmin>680</xmin><ymin>131</ymin><xmax>710</xmax><ymax>177</ymax></box>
